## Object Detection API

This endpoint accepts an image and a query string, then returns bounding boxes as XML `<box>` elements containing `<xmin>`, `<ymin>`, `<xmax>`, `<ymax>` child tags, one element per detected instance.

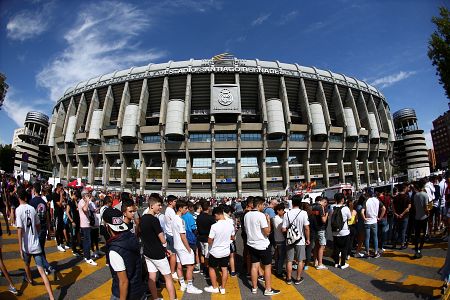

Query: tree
<box><xmin>428</xmin><ymin>6</ymin><xmax>450</xmax><ymax>99</ymax></box>
<box><xmin>0</xmin><ymin>144</ymin><xmax>15</xmax><ymax>173</ymax></box>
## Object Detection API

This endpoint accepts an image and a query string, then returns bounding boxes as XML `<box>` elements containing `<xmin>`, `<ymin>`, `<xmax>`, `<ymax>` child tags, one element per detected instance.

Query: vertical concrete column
<box><xmin>262</xmin><ymin>126</ymin><xmax>268</xmax><ymax>198</ymax></box>
<box><xmin>138</xmin><ymin>140</ymin><xmax>145</xmax><ymax>194</ymax></box>
<box><xmin>66</xmin><ymin>163</ymin><xmax>72</xmax><ymax>180</ymax></box>
<box><xmin>120</xmin><ymin>157</ymin><xmax>127</xmax><ymax>192</ymax></box>
<box><xmin>185</xmin><ymin>74</ymin><xmax>192</xmax><ymax>197</ymax></box>
<box><xmin>282</xmin><ymin>150</ymin><xmax>290</xmax><ymax>191</ymax></box>
<box><xmin>104</xmin><ymin>157</ymin><xmax>110</xmax><ymax>190</ymax></box>
<box><xmin>351</xmin><ymin>151</ymin><xmax>359</xmax><ymax>190</ymax></box>
<box><xmin>210</xmin><ymin>73</ymin><xmax>216</xmax><ymax>197</ymax></box>
<box><xmin>338</xmin><ymin>151</ymin><xmax>345</xmax><ymax>184</ymax></box>
<box><xmin>236</xmin><ymin>73</ymin><xmax>242</xmax><ymax>198</ymax></box>
<box><xmin>161</xmin><ymin>126</ymin><xmax>168</xmax><ymax>197</ymax></box>
<box><xmin>88</xmin><ymin>155</ymin><xmax>94</xmax><ymax>185</ymax></box>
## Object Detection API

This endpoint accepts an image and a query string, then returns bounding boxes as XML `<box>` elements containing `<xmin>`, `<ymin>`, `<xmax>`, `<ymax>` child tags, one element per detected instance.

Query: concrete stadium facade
<box><xmin>47</xmin><ymin>57</ymin><xmax>396</xmax><ymax>197</ymax></box>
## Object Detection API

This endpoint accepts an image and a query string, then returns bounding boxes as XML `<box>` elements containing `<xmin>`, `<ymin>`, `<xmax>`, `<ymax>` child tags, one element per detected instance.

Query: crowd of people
<box><xmin>1</xmin><ymin>171</ymin><xmax>450</xmax><ymax>299</ymax></box>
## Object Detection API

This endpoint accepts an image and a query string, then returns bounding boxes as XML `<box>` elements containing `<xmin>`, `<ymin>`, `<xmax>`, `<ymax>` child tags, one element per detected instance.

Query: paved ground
<box><xmin>0</xmin><ymin>216</ymin><xmax>447</xmax><ymax>300</ymax></box>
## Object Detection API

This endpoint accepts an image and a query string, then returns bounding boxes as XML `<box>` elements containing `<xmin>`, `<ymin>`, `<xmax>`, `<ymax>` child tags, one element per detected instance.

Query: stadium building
<box><xmin>47</xmin><ymin>56</ymin><xmax>396</xmax><ymax>197</ymax></box>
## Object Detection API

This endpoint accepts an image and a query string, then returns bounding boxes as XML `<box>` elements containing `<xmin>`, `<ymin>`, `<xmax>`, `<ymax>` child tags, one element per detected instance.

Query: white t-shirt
<box><xmin>208</xmin><ymin>219</ymin><xmax>234</xmax><ymax>258</ymax></box>
<box><xmin>109</xmin><ymin>250</ymin><xmax>126</xmax><ymax>271</ymax></box>
<box><xmin>164</xmin><ymin>206</ymin><xmax>176</xmax><ymax>235</ymax></box>
<box><xmin>172</xmin><ymin>214</ymin><xmax>187</xmax><ymax>251</ymax></box>
<box><xmin>282</xmin><ymin>208</ymin><xmax>309</xmax><ymax>246</ymax></box>
<box><xmin>244</xmin><ymin>210</ymin><xmax>270</xmax><ymax>250</ymax></box>
<box><xmin>273</xmin><ymin>215</ymin><xmax>285</xmax><ymax>242</ymax></box>
<box><xmin>157</xmin><ymin>213</ymin><xmax>166</xmax><ymax>231</ymax></box>
<box><xmin>16</xmin><ymin>203</ymin><xmax>41</xmax><ymax>254</ymax></box>
<box><xmin>364</xmin><ymin>197</ymin><xmax>381</xmax><ymax>225</ymax></box>
<box><xmin>225</xmin><ymin>216</ymin><xmax>235</xmax><ymax>243</ymax></box>
<box><xmin>425</xmin><ymin>182</ymin><xmax>435</xmax><ymax>203</ymax></box>
<box><xmin>332</xmin><ymin>205</ymin><xmax>352</xmax><ymax>237</ymax></box>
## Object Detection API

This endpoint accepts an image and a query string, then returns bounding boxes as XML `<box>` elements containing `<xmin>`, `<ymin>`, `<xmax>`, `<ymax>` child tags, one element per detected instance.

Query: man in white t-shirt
<box><xmin>172</xmin><ymin>200</ymin><xmax>203</xmax><ymax>294</ymax></box>
<box><xmin>331</xmin><ymin>193</ymin><xmax>352</xmax><ymax>269</ymax></box>
<box><xmin>361</xmin><ymin>188</ymin><xmax>385</xmax><ymax>258</ymax></box>
<box><xmin>273</xmin><ymin>203</ymin><xmax>286</xmax><ymax>277</ymax></box>
<box><xmin>16</xmin><ymin>187</ymin><xmax>55</xmax><ymax>300</ymax></box>
<box><xmin>204</xmin><ymin>206</ymin><xmax>234</xmax><ymax>295</ymax></box>
<box><xmin>164</xmin><ymin>195</ymin><xmax>178</xmax><ymax>278</ymax></box>
<box><xmin>282</xmin><ymin>195</ymin><xmax>310</xmax><ymax>285</ymax></box>
<box><xmin>244</xmin><ymin>197</ymin><xmax>280</xmax><ymax>296</ymax></box>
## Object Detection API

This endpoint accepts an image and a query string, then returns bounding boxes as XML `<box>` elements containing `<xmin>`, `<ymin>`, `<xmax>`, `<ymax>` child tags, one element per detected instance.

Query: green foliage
<box><xmin>428</xmin><ymin>6</ymin><xmax>450</xmax><ymax>99</ymax></box>
<box><xmin>0</xmin><ymin>144</ymin><xmax>15</xmax><ymax>173</ymax></box>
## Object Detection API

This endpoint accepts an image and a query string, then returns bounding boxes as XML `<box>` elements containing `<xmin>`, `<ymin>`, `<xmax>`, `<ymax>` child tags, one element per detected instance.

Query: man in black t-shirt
<box><xmin>311</xmin><ymin>196</ymin><xmax>328</xmax><ymax>269</ymax></box>
<box><xmin>140</xmin><ymin>194</ymin><xmax>177</xmax><ymax>300</ymax></box>
<box><xmin>52</xmin><ymin>184</ymin><xmax>68</xmax><ymax>252</ymax></box>
<box><xmin>196</xmin><ymin>201</ymin><xmax>216</xmax><ymax>276</ymax></box>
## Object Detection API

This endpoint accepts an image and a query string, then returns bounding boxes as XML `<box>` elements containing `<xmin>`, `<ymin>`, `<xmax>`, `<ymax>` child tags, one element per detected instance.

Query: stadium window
<box><xmin>290</xmin><ymin>132</ymin><xmax>307</xmax><ymax>142</ymax></box>
<box><xmin>241</xmin><ymin>132</ymin><xmax>262</xmax><ymax>141</ymax></box>
<box><xmin>142</xmin><ymin>134</ymin><xmax>160</xmax><ymax>144</ymax></box>
<box><xmin>215</xmin><ymin>133</ymin><xmax>237</xmax><ymax>142</ymax></box>
<box><xmin>189</xmin><ymin>133</ymin><xmax>211</xmax><ymax>142</ymax></box>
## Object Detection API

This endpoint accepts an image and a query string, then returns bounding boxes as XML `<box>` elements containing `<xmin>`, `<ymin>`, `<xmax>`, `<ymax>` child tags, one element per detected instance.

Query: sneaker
<box><xmin>340</xmin><ymin>263</ymin><xmax>349</xmax><ymax>269</ymax></box>
<box><xmin>47</xmin><ymin>266</ymin><xmax>56</xmax><ymax>274</ymax></box>
<box><xmin>172</xmin><ymin>272</ymin><xmax>179</xmax><ymax>280</ymax></box>
<box><xmin>346</xmin><ymin>255</ymin><xmax>350</xmax><ymax>260</ymax></box>
<box><xmin>180</xmin><ymin>283</ymin><xmax>187</xmax><ymax>291</ymax></box>
<box><xmin>204</xmin><ymin>286</ymin><xmax>219</xmax><ymax>293</ymax></box>
<box><xmin>373</xmin><ymin>253</ymin><xmax>381</xmax><ymax>259</ymax></box>
<box><xmin>258</xmin><ymin>275</ymin><xmax>265</xmax><ymax>282</ymax></box>
<box><xmin>286</xmin><ymin>278</ymin><xmax>293</xmax><ymax>285</ymax></box>
<box><xmin>316</xmin><ymin>264</ymin><xmax>328</xmax><ymax>270</ymax></box>
<box><xmin>193</xmin><ymin>265</ymin><xmax>200</xmax><ymax>274</ymax></box>
<box><xmin>92</xmin><ymin>253</ymin><xmax>100</xmax><ymax>259</ymax></box>
<box><xmin>57</xmin><ymin>245</ymin><xmax>66</xmax><ymax>252</ymax></box>
<box><xmin>264</xmin><ymin>289</ymin><xmax>281</xmax><ymax>296</ymax></box>
<box><xmin>73</xmin><ymin>251</ymin><xmax>80</xmax><ymax>257</ymax></box>
<box><xmin>219</xmin><ymin>286</ymin><xmax>225</xmax><ymax>294</ymax></box>
<box><xmin>8</xmin><ymin>285</ymin><xmax>18</xmax><ymax>295</ymax></box>
<box><xmin>251</xmin><ymin>288</ymin><xmax>257</xmax><ymax>294</ymax></box>
<box><xmin>230</xmin><ymin>271</ymin><xmax>237</xmax><ymax>277</ymax></box>
<box><xmin>64</xmin><ymin>245</ymin><xmax>70</xmax><ymax>250</ymax></box>
<box><xmin>186</xmin><ymin>285</ymin><xmax>203</xmax><ymax>294</ymax></box>
<box><xmin>334</xmin><ymin>264</ymin><xmax>339</xmax><ymax>268</ymax></box>
<box><xmin>85</xmin><ymin>258</ymin><xmax>98</xmax><ymax>266</ymax></box>
<box><xmin>294</xmin><ymin>277</ymin><xmax>304</xmax><ymax>285</ymax></box>
<box><xmin>417</xmin><ymin>251</ymin><xmax>423</xmax><ymax>259</ymax></box>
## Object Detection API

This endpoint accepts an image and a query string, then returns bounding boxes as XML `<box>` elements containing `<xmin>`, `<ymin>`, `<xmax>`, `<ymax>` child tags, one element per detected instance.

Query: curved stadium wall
<box><xmin>47</xmin><ymin>58</ymin><xmax>396</xmax><ymax>197</ymax></box>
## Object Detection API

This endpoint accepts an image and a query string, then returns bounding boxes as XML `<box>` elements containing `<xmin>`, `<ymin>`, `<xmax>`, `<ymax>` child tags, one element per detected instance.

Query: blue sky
<box><xmin>0</xmin><ymin>0</ymin><xmax>448</xmax><ymax>147</ymax></box>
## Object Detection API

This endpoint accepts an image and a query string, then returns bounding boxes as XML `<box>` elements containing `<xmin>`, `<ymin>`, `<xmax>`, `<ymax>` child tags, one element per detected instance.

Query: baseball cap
<box><xmin>367</xmin><ymin>187</ymin><xmax>375</xmax><ymax>197</ymax></box>
<box><xmin>102</xmin><ymin>208</ymin><xmax>128</xmax><ymax>232</ymax></box>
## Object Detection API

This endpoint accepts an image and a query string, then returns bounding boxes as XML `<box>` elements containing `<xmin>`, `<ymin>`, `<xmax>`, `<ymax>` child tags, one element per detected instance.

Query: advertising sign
<box><xmin>211</xmin><ymin>84</ymin><xmax>241</xmax><ymax>114</ymax></box>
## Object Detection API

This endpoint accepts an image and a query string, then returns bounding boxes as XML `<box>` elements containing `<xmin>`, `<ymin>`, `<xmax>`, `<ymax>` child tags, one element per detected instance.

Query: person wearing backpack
<box><xmin>312</xmin><ymin>196</ymin><xmax>328</xmax><ymax>270</ymax></box>
<box><xmin>331</xmin><ymin>193</ymin><xmax>352</xmax><ymax>269</ymax></box>
<box><xmin>282</xmin><ymin>195</ymin><xmax>310</xmax><ymax>285</ymax></box>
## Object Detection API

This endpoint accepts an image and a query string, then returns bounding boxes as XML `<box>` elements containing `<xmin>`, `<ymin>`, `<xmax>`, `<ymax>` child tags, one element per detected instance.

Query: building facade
<box><xmin>428</xmin><ymin>149</ymin><xmax>437</xmax><ymax>171</ymax></box>
<box><xmin>431</xmin><ymin>109</ymin><xmax>450</xmax><ymax>169</ymax></box>
<box><xmin>47</xmin><ymin>58</ymin><xmax>396</xmax><ymax>197</ymax></box>
<box><xmin>393</xmin><ymin>108</ymin><xmax>430</xmax><ymax>181</ymax></box>
<box><xmin>14</xmin><ymin>111</ymin><xmax>51</xmax><ymax>177</ymax></box>
<box><xmin>11</xmin><ymin>127</ymin><xmax>25</xmax><ymax>150</ymax></box>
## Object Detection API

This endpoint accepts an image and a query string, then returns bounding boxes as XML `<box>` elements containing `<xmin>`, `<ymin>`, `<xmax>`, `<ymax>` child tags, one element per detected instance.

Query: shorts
<box><xmin>286</xmin><ymin>244</ymin><xmax>306</xmax><ymax>262</ymax></box>
<box><xmin>313</xmin><ymin>230</ymin><xmax>327</xmax><ymax>246</ymax></box>
<box><xmin>431</xmin><ymin>206</ymin><xmax>440</xmax><ymax>218</ymax></box>
<box><xmin>189</xmin><ymin>243</ymin><xmax>197</xmax><ymax>251</ymax></box>
<box><xmin>230</xmin><ymin>241</ymin><xmax>237</xmax><ymax>253</ymax></box>
<box><xmin>248</xmin><ymin>245</ymin><xmax>272</xmax><ymax>266</ymax></box>
<box><xmin>175</xmin><ymin>248</ymin><xmax>195</xmax><ymax>266</ymax></box>
<box><xmin>23</xmin><ymin>252</ymin><xmax>45</xmax><ymax>267</ymax></box>
<box><xmin>144</xmin><ymin>256</ymin><xmax>171</xmax><ymax>275</ymax></box>
<box><xmin>165</xmin><ymin>234</ymin><xmax>175</xmax><ymax>252</ymax></box>
<box><xmin>208</xmin><ymin>254</ymin><xmax>230</xmax><ymax>268</ymax></box>
<box><xmin>200</xmin><ymin>242</ymin><xmax>209</xmax><ymax>258</ymax></box>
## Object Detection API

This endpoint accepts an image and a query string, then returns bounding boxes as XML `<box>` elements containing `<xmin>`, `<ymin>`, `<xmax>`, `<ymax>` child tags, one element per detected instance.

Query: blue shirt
<box><xmin>181</xmin><ymin>212</ymin><xmax>197</xmax><ymax>245</ymax></box>
<box><xmin>263</xmin><ymin>207</ymin><xmax>276</xmax><ymax>219</ymax></box>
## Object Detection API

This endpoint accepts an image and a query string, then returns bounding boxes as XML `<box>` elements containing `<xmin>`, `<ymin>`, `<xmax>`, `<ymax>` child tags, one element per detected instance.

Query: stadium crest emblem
<box><xmin>218</xmin><ymin>88</ymin><xmax>233</xmax><ymax>106</ymax></box>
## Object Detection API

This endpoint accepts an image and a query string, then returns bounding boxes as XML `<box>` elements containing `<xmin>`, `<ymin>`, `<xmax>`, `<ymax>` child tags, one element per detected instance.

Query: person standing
<box><xmin>361</xmin><ymin>188</ymin><xmax>385</xmax><ymax>258</ymax></box>
<box><xmin>246</xmin><ymin>196</ymin><xmax>280</xmax><ymax>296</ymax></box>
<box><xmin>312</xmin><ymin>196</ymin><xmax>328</xmax><ymax>270</ymax></box>
<box><xmin>392</xmin><ymin>183</ymin><xmax>411</xmax><ymax>249</ymax></box>
<box><xmin>331</xmin><ymin>193</ymin><xmax>352</xmax><ymax>269</ymax></box>
<box><xmin>140</xmin><ymin>195</ymin><xmax>177</xmax><ymax>300</ymax></box>
<box><xmin>273</xmin><ymin>203</ymin><xmax>286</xmax><ymax>277</ymax></box>
<box><xmin>78</xmin><ymin>189</ymin><xmax>97</xmax><ymax>266</ymax></box>
<box><xmin>164</xmin><ymin>195</ymin><xmax>178</xmax><ymax>279</ymax></box>
<box><xmin>67</xmin><ymin>189</ymin><xmax>81</xmax><ymax>256</ymax></box>
<box><xmin>0</xmin><ymin>194</ymin><xmax>18</xmax><ymax>295</ymax></box>
<box><xmin>196</xmin><ymin>201</ymin><xmax>215</xmax><ymax>277</ymax></box>
<box><xmin>204</xmin><ymin>206</ymin><xmax>234</xmax><ymax>295</ymax></box>
<box><xmin>282</xmin><ymin>195</ymin><xmax>310</xmax><ymax>285</ymax></box>
<box><xmin>172</xmin><ymin>200</ymin><xmax>203</xmax><ymax>294</ymax></box>
<box><xmin>414</xmin><ymin>179</ymin><xmax>430</xmax><ymax>259</ymax></box>
<box><xmin>103</xmin><ymin>207</ymin><xmax>145</xmax><ymax>300</ymax></box>
<box><xmin>378</xmin><ymin>190</ymin><xmax>392</xmax><ymax>252</ymax></box>
<box><xmin>16</xmin><ymin>187</ymin><xmax>54</xmax><ymax>300</ymax></box>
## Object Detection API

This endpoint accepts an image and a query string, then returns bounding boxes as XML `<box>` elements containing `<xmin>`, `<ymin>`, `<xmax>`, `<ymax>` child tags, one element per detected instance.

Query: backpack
<box><xmin>331</xmin><ymin>206</ymin><xmax>344</xmax><ymax>232</ymax></box>
<box><xmin>286</xmin><ymin>210</ymin><xmax>302</xmax><ymax>245</ymax></box>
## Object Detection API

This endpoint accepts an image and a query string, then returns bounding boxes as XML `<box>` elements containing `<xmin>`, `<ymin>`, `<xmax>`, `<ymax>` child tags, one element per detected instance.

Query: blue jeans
<box><xmin>394</xmin><ymin>217</ymin><xmax>408</xmax><ymax>246</ymax></box>
<box><xmin>364</xmin><ymin>223</ymin><xmax>378</xmax><ymax>254</ymax></box>
<box><xmin>378</xmin><ymin>218</ymin><xmax>389</xmax><ymax>249</ymax></box>
<box><xmin>275</xmin><ymin>242</ymin><xmax>286</xmax><ymax>275</ymax></box>
<box><xmin>38</xmin><ymin>228</ymin><xmax>50</xmax><ymax>269</ymax></box>
<box><xmin>81</xmin><ymin>227</ymin><xmax>91</xmax><ymax>260</ymax></box>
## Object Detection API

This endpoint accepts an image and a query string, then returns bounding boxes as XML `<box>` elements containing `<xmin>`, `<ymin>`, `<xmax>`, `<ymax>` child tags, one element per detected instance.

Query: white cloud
<box><xmin>252</xmin><ymin>13</ymin><xmax>271</xmax><ymax>26</ymax></box>
<box><xmin>278</xmin><ymin>11</ymin><xmax>298</xmax><ymax>25</ymax></box>
<box><xmin>6</xmin><ymin>3</ymin><xmax>52</xmax><ymax>41</ymax></box>
<box><xmin>370</xmin><ymin>71</ymin><xmax>416</xmax><ymax>88</ymax></box>
<box><xmin>36</xmin><ymin>1</ymin><xmax>166</xmax><ymax>102</ymax></box>
<box><xmin>3</xmin><ymin>90</ymin><xmax>39</xmax><ymax>127</ymax></box>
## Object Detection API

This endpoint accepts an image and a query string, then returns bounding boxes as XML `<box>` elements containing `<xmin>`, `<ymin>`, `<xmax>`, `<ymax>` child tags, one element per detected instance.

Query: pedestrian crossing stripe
<box><xmin>270</xmin><ymin>273</ymin><xmax>305</xmax><ymax>300</ymax></box>
<box><xmin>79</xmin><ymin>279</ymin><xmax>112</xmax><ymax>300</ymax></box>
<box><xmin>383</xmin><ymin>249</ymin><xmax>444</xmax><ymax>268</ymax></box>
<box><xmin>211</xmin><ymin>273</ymin><xmax>242</xmax><ymax>300</ymax></box>
<box><xmin>1</xmin><ymin>239</ymin><xmax>57</xmax><ymax>252</ymax></box>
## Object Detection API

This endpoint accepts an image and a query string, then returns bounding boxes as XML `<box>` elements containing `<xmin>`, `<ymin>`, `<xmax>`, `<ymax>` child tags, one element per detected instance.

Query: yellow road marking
<box><xmin>0</xmin><ymin>248</ymin><xmax>74</xmax><ymax>272</ymax></box>
<box><xmin>306</xmin><ymin>267</ymin><xmax>380</xmax><ymax>299</ymax></box>
<box><xmin>211</xmin><ymin>271</ymin><xmax>242</xmax><ymax>300</ymax></box>
<box><xmin>0</xmin><ymin>256</ymin><xmax>106</xmax><ymax>299</ymax></box>
<box><xmin>402</xmin><ymin>275</ymin><xmax>443</xmax><ymax>298</ymax></box>
<box><xmin>383</xmin><ymin>250</ymin><xmax>444</xmax><ymax>268</ymax></box>
<box><xmin>270</xmin><ymin>272</ymin><xmax>305</xmax><ymax>300</ymax></box>
<box><xmin>349</xmin><ymin>257</ymin><xmax>403</xmax><ymax>282</ymax></box>
<box><xmin>79</xmin><ymin>278</ymin><xmax>112</xmax><ymax>300</ymax></box>
<box><xmin>1</xmin><ymin>240</ymin><xmax>57</xmax><ymax>253</ymax></box>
